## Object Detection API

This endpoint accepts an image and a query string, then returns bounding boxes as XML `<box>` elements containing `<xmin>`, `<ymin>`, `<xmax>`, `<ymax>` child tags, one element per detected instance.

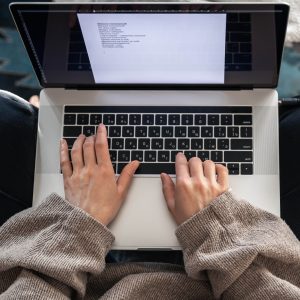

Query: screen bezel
<box><xmin>9</xmin><ymin>2</ymin><xmax>289</xmax><ymax>90</ymax></box>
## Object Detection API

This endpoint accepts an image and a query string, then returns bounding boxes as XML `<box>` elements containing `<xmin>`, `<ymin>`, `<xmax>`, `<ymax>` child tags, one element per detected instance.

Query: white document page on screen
<box><xmin>78</xmin><ymin>13</ymin><xmax>226</xmax><ymax>84</ymax></box>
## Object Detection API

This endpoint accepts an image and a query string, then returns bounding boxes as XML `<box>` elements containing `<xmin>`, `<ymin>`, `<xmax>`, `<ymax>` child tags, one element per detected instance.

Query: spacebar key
<box><xmin>117</xmin><ymin>163</ymin><xmax>175</xmax><ymax>175</ymax></box>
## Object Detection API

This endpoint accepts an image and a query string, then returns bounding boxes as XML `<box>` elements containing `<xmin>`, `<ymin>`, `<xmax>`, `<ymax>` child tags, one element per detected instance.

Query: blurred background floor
<box><xmin>1</xmin><ymin>0</ymin><xmax>300</xmax><ymax>99</ymax></box>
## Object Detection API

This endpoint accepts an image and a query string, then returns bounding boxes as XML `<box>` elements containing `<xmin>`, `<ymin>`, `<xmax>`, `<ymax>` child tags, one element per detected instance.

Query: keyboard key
<box><xmin>195</xmin><ymin>114</ymin><xmax>206</xmax><ymax>125</ymax></box>
<box><xmin>227</xmin><ymin>163</ymin><xmax>239</xmax><ymax>175</ymax></box>
<box><xmin>136</xmin><ymin>126</ymin><xmax>147</xmax><ymax>137</ymax></box>
<box><xmin>138</xmin><ymin>138</ymin><xmax>150</xmax><ymax>149</ymax></box>
<box><xmin>165</xmin><ymin>138</ymin><xmax>177</xmax><ymax>150</ymax></box>
<box><xmin>109</xmin><ymin>150</ymin><xmax>117</xmax><ymax>161</ymax></box>
<box><xmin>168</xmin><ymin>114</ymin><xmax>180</xmax><ymax>125</ymax></box>
<box><xmin>178</xmin><ymin>139</ymin><xmax>190</xmax><ymax>150</ymax></box>
<box><xmin>211</xmin><ymin>151</ymin><xmax>223</xmax><ymax>162</ymax></box>
<box><xmin>109</xmin><ymin>126</ymin><xmax>121</xmax><ymax>137</ymax></box>
<box><xmin>118</xmin><ymin>151</ymin><xmax>130</xmax><ymax>162</ymax></box>
<box><xmin>234</xmin><ymin>115</ymin><xmax>252</xmax><ymax>125</ymax></box>
<box><xmin>112</xmin><ymin>138</ymin><xmax>124</xmax><ymax>149</ymax></box>
<box><xmin>231</xmin><ymin>139</ymin><xmax>252</xmax><ymax>150</ymax></box>
<box><xmin>64</xmin><ymin>114</ymin><xmax>76</xmax><ymax>125</ymax></box>
<box><xmin>191</xmin><ymin>138</ymin><xmax>203</xmax><ymax>150</ymax></box>
<box><xmin>131</xmin><ymin>151</ymin><xmax>143</xmax><ymax>162</ymax></box>
<box><xmin>152</xmin><ymin>138</ymin><xmax>164</xmax><ymax>149</ymax></box>
<box><xmin>155</xmin><ymin>114</ymin><xmax>167</xmax><ymax>125</ymax></box>
<box><xmin>142</xmin><ymin>114</ymin><xmax>154</xmax><ymax>125</ymax></box>
<box><xmin>208</xmin><ymin>115</ymin><xmax>219</xmax><ymax>125</ymax></box>
<box><xmin>107</xmin><ymin>138</ymin><xmax>111</xmax><ymax>149</ymax></box>
<box><xmin>184</xmin><ymin>151</ymin><xmax>197</xmax><ymax>160</ymax></box>
<box><xmin>228</xmin><ymin>127</ymin><xmax>239</xmax><ymax>137</ymax></box>
<box><xmin>218</xmin><ymin>139</ymin><xmax>230</xmax><ymax>150</ymax></box>
<box><xmin>241</xmin><ymin>127</ymin><xmax>252</xmax><ymax>137</ymax></box>
<box><xmin>197</xmin><ymin>151</ymin><xmax>210</xmax><ymax>161</ymax></box>
<box><xmin>175</xmin><ymin>126</ymin><xmax>187</xmax><ymax>137</ymax></box>
<box><xmin>230</xmin><ymin>32</ymin><xmax>251</xmax><ymax>42</ymax></box>
<box><xmin>63</xmin><ymin>126</ymin><xmax>82</xmax><ymax>137</ymax></box>
<box><xmin>201</xmin><ymin>127</ymin><xmax>213</xmax><ymax>137</ymax></box>
<box><xmin>204</xmin><ymin>139</ymin><xmax>216</xmax><ymax>150</ymax></box>
<box><xmin>227</xmin><ymin>22</ymin><xmax>251</xmax><ymax>32</ymax></box>
<box><xmin>64</xmin><ymin>138</ymin><xmax>76</xmax><ymax>149</ymax></box>
<box><xmin>181</xmin><ymin>115</ymin><xmax>193</xmax><ymax>125</ymax></box>
<box><xmin>241</xmin><ymin>163</ymin><xmax>253</xmax><ymax>175</ymax></box>
<box><xmin>162</xmin><ymin>126</ymin><xmax>173</xmax><ymax>137</ymax></box>
<box><xmin>103</xmin><ymin>114</ymin><xmax>115</xmax><ymax>125</ymax></box>
<box><xmin>116</xmin><ymin>114</ymin><xmax>128</xmax><ymax>125</ymax></box>
<box><xmin>188</xmin><ymin>127</ymin><xmax>200</xmax><ymax>137</ymax></box>
<box><xmin>149</xmin><ymin>126</ymin><xmax>160</xmax><ymax>137</ymax></box>
<box><xmin>171</xmin><ymin>151</ymin><xmax>181</xmax><ymax>162</ymax></box>
<box><xmin>122</xmin><ymin>126</ymin><xmax>134</xmax><ymax>137</ymax></box>
<box><xmin>234</xmin><ymin>53</ymin><xmax>252</xmax><ymax>64</ymax></box>
<box><xmin>240</xmin><ymin>43</ymin><xmax>252</xmax><ymax>53</ymax></box>
<box><xmin>214</xmin><ymin>127</ymin><xmax>226</xmax><ymax>137</ymax></box>
<box><xmin>129</xmin><ymin>114</ymin><xmax>141</xmax><ymax>125</ymax></box>
<box><xmin>221</xmin><ymin>115</ymin><xmax>232</xmax><ymax>125</ymax></box>
<box><xmin>125</xmin><ymin>138</ymin><xmax>137</xmax><ymax>149</ymax></box>
<box><xmin>83</xmin><ymin>126</ymin><xmax>95</xmax><ymax>136</ymax></box>
<box><xmin>119</xmin><ymin>163</ymin><xmax>175</xmax><ymax>175</ymax></box>
<box><xmin>226</xmin><ymin>43</ymin><xmax>239</xmax><ymax>52</ymax></box>
<box><xmin>145</xmin><ymin>151</ymin><xmax>157</xmax><ymax>162</ymax></box>
<box><xmin>90</xmin><ymin>114</ymin><xmax>102</xmax><ymax>125</ymax></box>
<box><xmin>77</xmin><ymin>114</ymin><xmax>89</xmax><ymax>125</ymax></box>
<box><xmin>158</xmin><ymin>151</ymin><xmax>170</xmax><ymax>162</ymax></box>
<box><xmin>224</xmin><ymin>151</ymin><xmax>252</xmax><ymax>162</ymax></box>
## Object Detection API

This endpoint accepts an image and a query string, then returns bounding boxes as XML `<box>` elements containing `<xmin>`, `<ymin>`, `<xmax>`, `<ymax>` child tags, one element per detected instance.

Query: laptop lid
<box><xmin>10</xmin><ymin>2</ymin><xmax>289</xmax><ymax>90</ymax></box>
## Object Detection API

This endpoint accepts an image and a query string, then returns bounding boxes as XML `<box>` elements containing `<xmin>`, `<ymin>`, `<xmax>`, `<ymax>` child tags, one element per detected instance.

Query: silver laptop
<box><xmin>10</xmin><ymin>2</ymin><xmax>289</xmax><ymax>250</ymax></box>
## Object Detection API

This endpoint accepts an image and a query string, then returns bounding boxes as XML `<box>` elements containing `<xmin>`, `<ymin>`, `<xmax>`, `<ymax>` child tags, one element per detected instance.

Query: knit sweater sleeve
<box><xmin>175</xmin><ymin>191</ymin><xmax>300</xmax><ymax>299</ymax></box>
<box><xmin>0</xmin><ymin>193</ymin><xmax>114</xmax><ymax>299</ymax></box>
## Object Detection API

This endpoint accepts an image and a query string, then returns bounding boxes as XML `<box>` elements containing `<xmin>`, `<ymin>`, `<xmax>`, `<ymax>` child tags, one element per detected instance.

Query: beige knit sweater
<box><xmin>0</xmin><ymin>191</ymin><xmax>299</xmax><ymax>299</ymax></box>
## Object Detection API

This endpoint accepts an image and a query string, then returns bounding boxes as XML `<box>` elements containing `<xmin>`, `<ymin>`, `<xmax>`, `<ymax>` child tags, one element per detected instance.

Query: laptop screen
<box><xmin>10</xmin><ymin>3</ymin><xmax>289</xmax><ymax>89</ymax></box>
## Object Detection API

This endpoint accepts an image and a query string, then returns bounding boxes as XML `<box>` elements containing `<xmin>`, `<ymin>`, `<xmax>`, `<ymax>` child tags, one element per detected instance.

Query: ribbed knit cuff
<box><xmin>41</xmin><ymin>193</ymin><xmax>115</xmax><ymax>251</ymax></box>
<box><xmin>175</xmin><ymin>191</ymin><xmax>238</xmax><ymax>251</ymax></box>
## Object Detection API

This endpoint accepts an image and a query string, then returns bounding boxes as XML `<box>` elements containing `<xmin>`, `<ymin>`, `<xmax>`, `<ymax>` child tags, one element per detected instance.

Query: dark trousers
<box><xmin>0</xmin><ymin>93</ymin><xmax>299</xmax><ymax>244</ymax></box>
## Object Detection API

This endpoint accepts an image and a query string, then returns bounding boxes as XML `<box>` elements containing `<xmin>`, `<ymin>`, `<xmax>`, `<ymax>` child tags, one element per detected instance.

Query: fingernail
<box><xmin>177</xmin><ymin>152</ymin><xmax>183</xmax><ymax>156</ymax></box>
<box><xmin>60</xmin><ymin>139</ymin><xmax>65</xmax><ymax>147</ymax></box>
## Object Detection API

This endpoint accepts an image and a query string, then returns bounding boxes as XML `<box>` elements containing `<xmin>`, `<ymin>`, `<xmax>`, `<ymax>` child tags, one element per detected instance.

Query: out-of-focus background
<box><xmin>1</xmin><ymin>0</ymin><xmax>300</xmax><ymax>100</ymax></box>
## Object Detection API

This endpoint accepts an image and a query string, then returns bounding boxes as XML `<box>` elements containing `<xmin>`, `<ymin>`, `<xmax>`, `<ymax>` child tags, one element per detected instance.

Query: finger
<box><xmin>203</xmin><ymin>160</ymin><xmax>217</xmax><ymax>182</ymax></box>
<box><xmin>83</xmin><ymin>135</ymin><xmax>96</xmax><ymax>167</ymax></box>
<box><xmin>95</xmin><ymin>124</ymin><xmax>111</xmax><ymax>165</ymax></box>
<box><xmin>175</xmin><ymin>152</ymin><xmax>190</xmax><ymax>180</ymax></box>
<box><xmin>188</xmin><ymin>157</ymin><xmax>204</xmax><ymax>179</ymax></box>
<box><xmin>71</xmin><ymin>134</ymin><xmax>85</xmax><ymax>172</ymax></box>
<box><xmin>160</xmin><ymin>173</ymin><xmax>175</xmax><ymax>212</ymax></box>
<box><xmin>216</xmin><ymin>164</ymin><xmax>229</xmax><ymax>189</ymax></box>
<box><xmin>117</xmin><ymin>160</ymin><xmax>140</xmax><ymax>200</ymax></box>
<box><xmin>60</xmin><ymin>139</ymin><xmax>72</xmax><ymax>178</ymax></box>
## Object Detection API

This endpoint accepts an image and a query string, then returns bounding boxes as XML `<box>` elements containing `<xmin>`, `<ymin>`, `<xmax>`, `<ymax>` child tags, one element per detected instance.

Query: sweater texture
<box><xmin>0</xmin><ymin>191</ymin><xmax>299</xmax><ymax>299</ymax></box>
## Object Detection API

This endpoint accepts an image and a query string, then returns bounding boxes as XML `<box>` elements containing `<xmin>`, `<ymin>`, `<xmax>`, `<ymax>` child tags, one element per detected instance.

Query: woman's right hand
<box><xmin>160</xmin><ymin>153</ymin><xmax>229</xmax><ymax>225</ymax></box>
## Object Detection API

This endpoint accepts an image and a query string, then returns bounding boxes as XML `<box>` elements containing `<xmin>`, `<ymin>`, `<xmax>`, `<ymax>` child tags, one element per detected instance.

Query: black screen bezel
<box><xmin>9</xmin><ymin>2</ymin><xmax>289</xmax><ymax>90</ymax></box>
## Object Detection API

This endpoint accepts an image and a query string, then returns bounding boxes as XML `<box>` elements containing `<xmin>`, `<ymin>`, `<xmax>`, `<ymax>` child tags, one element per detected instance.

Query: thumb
<box><xmin>160</xmin><ymin>173</ymin><xmax>175</xmax><ymax>213</ymax></box>
<box><xmin>117</xmin><ymin>160</ymin><xmax>140</xmax><ymax>200</ymax></box>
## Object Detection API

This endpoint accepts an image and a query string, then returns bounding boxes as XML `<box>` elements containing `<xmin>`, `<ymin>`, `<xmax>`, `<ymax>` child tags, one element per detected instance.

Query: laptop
<box><xmin>10</xmin><ymin>2</ymin><xmax>289</xmax><ymax>250</ymax></box>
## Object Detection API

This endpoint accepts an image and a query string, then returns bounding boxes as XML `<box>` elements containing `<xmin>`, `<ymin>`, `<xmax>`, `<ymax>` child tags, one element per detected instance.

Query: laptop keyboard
<box><xmin>63</xmin><ymin>106</ymin><xmax>254</xmax><ymax>175</ymax></box>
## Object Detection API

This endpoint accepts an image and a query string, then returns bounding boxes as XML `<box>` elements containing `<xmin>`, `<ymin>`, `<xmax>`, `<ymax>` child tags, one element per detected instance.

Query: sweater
<box><xmin>0</xmin><ymin>191</ymin><xmax>299</xmax><ymax>299</ymax></box>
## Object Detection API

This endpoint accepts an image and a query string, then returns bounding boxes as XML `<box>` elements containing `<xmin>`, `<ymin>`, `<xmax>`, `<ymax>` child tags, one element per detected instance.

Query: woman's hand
<box><xmin>161</xmin><ymin>153</ymin><xmax>229</xmax><ymax>225</ymax></box>
<box><xmin>60</xmin><ymin>124</ymin><xmax>139</xmax><ymax>226</ymax></box>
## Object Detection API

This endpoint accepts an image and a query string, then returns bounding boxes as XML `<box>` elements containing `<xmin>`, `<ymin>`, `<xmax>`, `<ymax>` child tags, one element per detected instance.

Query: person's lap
<box><xmin>0</xmin><ymin>93</ymin><xmax>298</xmax><ymax>265</ymax></box>
<box><xmin>0</xmin><ymin>92</ymin><xmax>38</xmax><ymax>226</ymax></box>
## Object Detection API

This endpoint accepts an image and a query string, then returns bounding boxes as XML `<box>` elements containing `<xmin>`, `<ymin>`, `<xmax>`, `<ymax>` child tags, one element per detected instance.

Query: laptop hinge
<box><xmin>64</xmin><ymin>85</ymin><xmax>254</xmax><ymax>91</ymax></box>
